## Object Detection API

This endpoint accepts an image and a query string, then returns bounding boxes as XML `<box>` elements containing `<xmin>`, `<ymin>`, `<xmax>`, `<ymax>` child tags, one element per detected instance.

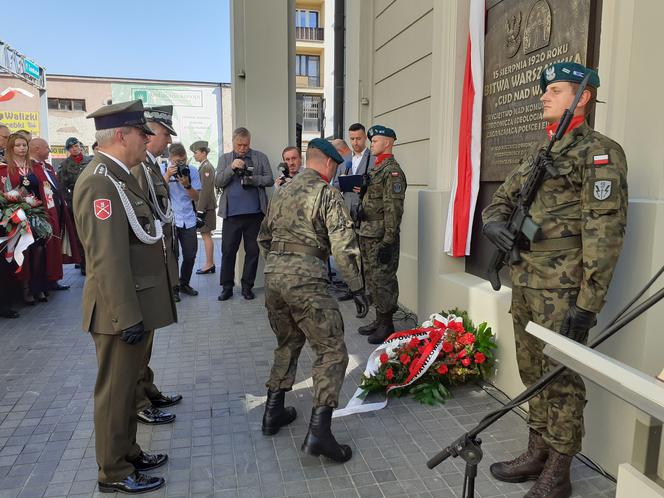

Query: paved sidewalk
<box><xmin>0</xmin><ymin>258</ymin><xmax>616</xmax><ymax>497</ymax></box>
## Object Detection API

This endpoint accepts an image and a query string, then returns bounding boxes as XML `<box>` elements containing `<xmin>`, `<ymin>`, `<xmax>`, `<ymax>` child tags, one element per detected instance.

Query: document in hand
<box><xmin>338</xmin><ymin>174</ymin><xmax>364</xmax><ymax>193</ymax></box>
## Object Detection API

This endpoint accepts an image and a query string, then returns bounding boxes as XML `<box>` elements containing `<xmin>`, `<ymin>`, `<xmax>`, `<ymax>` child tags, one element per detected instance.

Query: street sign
<box><xmin>23</xmin><ymin>59</ymin><xmax>40</xmax><ymax>79</ymax></box>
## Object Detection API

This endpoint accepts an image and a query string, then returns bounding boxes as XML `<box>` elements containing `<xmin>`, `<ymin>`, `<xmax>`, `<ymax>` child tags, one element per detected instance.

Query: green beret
<box><xmin>539</xmin><ymin>62</ymin><xmax>600</xmax><ymax>92</ymax></box>
<box><xmin>367</xmin><ymin>125</ymin><xmax>397</xmax><ymax>141</ymax></box>
<box><xmin>190</xmin><ymin>140</ymin><xmax>209</xmax><ymax>153</ymax></box>
<box><xmin>308</xmin><ymin>138</ymin><xmax>344</xmax><ymax>164</ymax></box>
<box><xmin>87</xmin><ymin>100</ymin><xmax>155</xmax><ymax>135</ymax></box>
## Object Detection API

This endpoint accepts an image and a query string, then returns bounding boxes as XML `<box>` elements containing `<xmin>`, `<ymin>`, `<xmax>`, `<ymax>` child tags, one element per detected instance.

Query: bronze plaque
<box><xmin>481</xmin><ymin>0</ymin><xmax>591</xmax><ymax>181</ymax></box>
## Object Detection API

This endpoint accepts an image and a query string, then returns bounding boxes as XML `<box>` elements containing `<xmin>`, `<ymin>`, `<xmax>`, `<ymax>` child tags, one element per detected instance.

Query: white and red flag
<box><xmin>444</xmin><ymin>0</ymin><xmax>485</xmax><ymax>257</ymax></box>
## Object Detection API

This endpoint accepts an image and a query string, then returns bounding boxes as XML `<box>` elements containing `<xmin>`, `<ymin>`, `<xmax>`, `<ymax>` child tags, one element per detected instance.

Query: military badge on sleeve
<box><xmin>94</xmin><ymin>199</ymin><xmax>112</xmax><ymax>220</ymax></box>
<box><xmin>393</xmin><ymin>182</ymin><xmax>402</xmax><ymax>194</ymax></box>
<box><xmin>593</xmin><ymin>180</ymin><xmax>612</xmax><ymax>201</ymax></box>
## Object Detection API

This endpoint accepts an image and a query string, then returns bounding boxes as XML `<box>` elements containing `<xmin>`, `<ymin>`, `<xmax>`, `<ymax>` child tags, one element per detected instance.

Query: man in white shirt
<box><xmin>333</xmin><ymin>123</ymin><xmax>374</xmax><ymax>222</ymax></box>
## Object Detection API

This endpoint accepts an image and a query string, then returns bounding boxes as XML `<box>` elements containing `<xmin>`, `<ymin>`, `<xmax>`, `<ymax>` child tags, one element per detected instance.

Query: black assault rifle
<box><xmin>486</xmin><ymin>71</ymin><xmax>591</xmax><ymax>291</ymax></box>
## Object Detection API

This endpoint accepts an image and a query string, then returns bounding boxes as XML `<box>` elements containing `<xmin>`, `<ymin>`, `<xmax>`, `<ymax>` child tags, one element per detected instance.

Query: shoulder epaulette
<box><xmin>93</xmin><ymin>163</ymin><xmax>108</xmax><ymax>176</ymax></box>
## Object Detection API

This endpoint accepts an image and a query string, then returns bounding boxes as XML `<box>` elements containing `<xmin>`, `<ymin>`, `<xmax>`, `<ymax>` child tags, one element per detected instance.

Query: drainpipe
<box><xmin>333</xmin><ymin>0</ymin><xmax>345</xmax><ymax>139</ymax></box>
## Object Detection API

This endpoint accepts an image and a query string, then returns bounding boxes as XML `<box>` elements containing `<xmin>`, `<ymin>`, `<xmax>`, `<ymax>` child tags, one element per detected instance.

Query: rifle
<box><xmin>486</xmin><ymin>71</ymin><xmax>591</xmax><ymax>291</ymax></box>
<box><xmin>355</xmin><ymin>152</ymin><xmax>372</xmax><ymax>228</ymax></box>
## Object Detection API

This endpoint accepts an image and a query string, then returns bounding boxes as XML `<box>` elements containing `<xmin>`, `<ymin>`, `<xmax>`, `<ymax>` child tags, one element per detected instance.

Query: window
<box><xmin>48</xmin><ymin>98</ymin><xmax>86</xmax><ymax>112</ymax></box>
<box><xmin>296</xmin><ymin>55</ymin><xmax>320</xmax><ymax>87</ymax></box>
<box><xmin>296</xmin><ymin>9</ymin><xmax>319</xmax><ymax>28</ymax></box>
<box><xmin>296</xmin><ymin>94</ymin><xmax>323</xmax><ymax>133</ymax></box>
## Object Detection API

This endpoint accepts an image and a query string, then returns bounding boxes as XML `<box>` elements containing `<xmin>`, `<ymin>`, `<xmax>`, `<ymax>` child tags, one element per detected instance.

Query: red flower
<box><xmin>460</xmin><ymin>333</ymin><xmax>476</xmax><ymax>345</ymax></box>
<box><xmin>386</xmin><ymin>368</ymin><xmax>394</xmax><ymax>380</ymax></box>
<box><xmin>379</xmin><ymin>353</ymin><xmax>389</xmax><ymax>365</ymax></box>
<box><xmin>429</xmin><ymin>329</ymin><xmax>443</xmax><ymax>343</ymax></box>
<box><xmin>461</xmin><ymin>358</ymin><xmax>471</xmax><ymax>367</ymax></box>
<box><xmin>436</xmin><ymin>364</ymin><xmax>448</xmax><ymax>375</ymax></box>
<box><xmin>418</xmin><ymin>345</ymin><xmax>426</xmax><ymax>354</ymax></box>
<box><xmin>457</xmin><ymin>349</ymin><xmax>467</xmax><ymax>359</ymax></box>
<box><xmin>448</xmin><ymin>321</ymin><xmax>465</xmax><ymax>333</ymax></box>
<box><xmin>474</xmin><ymin>352</ymin><xmax>486</xmax><ymax>364</ymax></box>
<box><xmin>408</xmin><ymin>337</ymin><xmax>419</xmax><ymax>349</ymax></box>
<box><xmin>442</xmin><ymin>341</ymin><xmax>453</xmax><ymax>353</ymax></box>
<box><xmin>399</xmin><ymin>353</ymin><xmax>411</xmax><ymax>365</ymax></box>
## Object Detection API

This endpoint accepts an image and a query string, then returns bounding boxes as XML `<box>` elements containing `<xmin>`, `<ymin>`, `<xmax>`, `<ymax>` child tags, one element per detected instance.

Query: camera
<box><xmin>235</xmin><ymin>156</ymin><xmax>254</xmax><ymax>188</ymax></box>
<box><xmin>279</xmin><ymin>162</ymin><xmax>290</xmax><ymax>179</ymax></box>
<box><xmin>174</xmin><ymin>160</ymin><xmax>190</xmax><ymax>178</ymax></box>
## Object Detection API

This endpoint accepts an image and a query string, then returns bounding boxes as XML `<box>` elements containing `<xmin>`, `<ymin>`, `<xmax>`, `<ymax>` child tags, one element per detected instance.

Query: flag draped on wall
<box><xmin>444</xmin><ymin>0</ymin><xmax>485</xmax><ymax>257</ymax></box>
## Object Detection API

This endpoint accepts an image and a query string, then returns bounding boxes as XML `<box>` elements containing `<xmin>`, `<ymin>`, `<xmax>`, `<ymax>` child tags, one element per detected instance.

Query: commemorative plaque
<box><xmin>481</xmin><ymin>0</ymin><xmax>592</xmax><ymax>181</ymax></box>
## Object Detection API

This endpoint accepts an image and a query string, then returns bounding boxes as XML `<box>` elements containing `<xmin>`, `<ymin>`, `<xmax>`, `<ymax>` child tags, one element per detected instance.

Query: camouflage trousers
<box><xmin>264</xmin><ymin>273</ymin><xmax>349</xmax><ymax>408</ymax></box>
<box><xmin>359</xmin><ymin>236</ymin><xmax>400</xmax><ymax>314</ymax></box>
<box><xmin>511</xmin><ymin>285</ymin><xmax>586</xmax><ymax>455</ymax></box>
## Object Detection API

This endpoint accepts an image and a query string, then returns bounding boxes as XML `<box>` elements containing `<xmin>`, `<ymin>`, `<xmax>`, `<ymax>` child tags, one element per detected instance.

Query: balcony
<box><xmin>296</xmin><ymin>75</ymin><xmax>321</xmax><ymax>88</ymax></box>
<box><xmin>296</xmin><ymin>26</ymin><xmax>324</xmax><ymax>41</ymax></box>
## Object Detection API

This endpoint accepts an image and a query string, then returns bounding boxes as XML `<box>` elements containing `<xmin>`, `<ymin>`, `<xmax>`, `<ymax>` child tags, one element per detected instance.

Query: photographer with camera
<box><xmin>161</xmin><ymin>143</ymin><xmax>201</xmax><ymax>298</ymax></box>
<box><xmin>215</xmin><ymin>127</ymin><xmax>274</xmax><ymax>301</ymax></box>
<box><xmin>275</xmin><ymin>146</ymin><xmax>303</xmax><ymax>189</ymax></box>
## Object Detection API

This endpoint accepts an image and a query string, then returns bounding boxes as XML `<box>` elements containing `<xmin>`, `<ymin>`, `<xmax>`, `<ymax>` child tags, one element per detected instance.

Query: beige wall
<box><xmin>344</xmin><ymin>0</ymin><xmax>664</xmax><ymax>480</ymax></box>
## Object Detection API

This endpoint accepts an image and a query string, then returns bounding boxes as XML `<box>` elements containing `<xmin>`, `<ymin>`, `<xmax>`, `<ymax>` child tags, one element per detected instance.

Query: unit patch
<box><xmin>393</xmin><ymin>182</ymin><xmax>402</xmax><ymax>194</ymax></box>
<box><xmin>593</xmin><ymin>180</ymin><xmax>612</xmax><ymax>201</ymax></box>
<box><xmin>94</xmin><ymin>199</ymin><xmax>112</xmax><ymax>220</ymax></box>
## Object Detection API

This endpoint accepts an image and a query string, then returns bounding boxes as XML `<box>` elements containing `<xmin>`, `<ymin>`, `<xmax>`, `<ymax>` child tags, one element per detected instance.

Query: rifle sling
<box><xmin>521</xmin><ymin>235</ymin><xmax>582</xmax><ymax>252</ymax></box>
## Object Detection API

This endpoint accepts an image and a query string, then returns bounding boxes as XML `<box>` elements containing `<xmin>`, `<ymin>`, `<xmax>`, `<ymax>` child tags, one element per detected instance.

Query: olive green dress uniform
<box><xmin>357</xmin><ymin>156</ymin><xmax>406</xmax><ymax>315</ymax></box>
<box><xmin>258</xmin><ymin>167</ymin><xmax>364</xmax><ymax>408</ymax></box>
<box><xmin>196</xmin><ymin>158</ymin><xmax>217</xmax><ymax>232</ymax></box>
<box><xmin>482</xmin><ymin>122</ymin><xmax>628</xmax><ymax>455</ymax></box>
<box><xmin>74</xmin><ymin>153</ymin><xmax>176</xmax><ymax>482</ymax></box>
<box><xmin>131</xmin><ymin>155</ymin><xmax>179</xmax><ymax>412</ymax></box>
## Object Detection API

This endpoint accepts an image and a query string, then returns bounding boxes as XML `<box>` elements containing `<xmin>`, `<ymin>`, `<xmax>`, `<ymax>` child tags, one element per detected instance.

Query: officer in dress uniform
<box><xmin>356</xmin><ymin>125</ymin><xmax>407</xmax><ymax>344</ymax></box>
<box><xmin>130</xmin><ymin>105</ymin><xmax>182</xmax><ymax>426</ymax></box>
<box><xmin>73</xmin><ymin>100</ymin><xmax>177</xmax><ymax>494</ymax></box>
<box><xmin>191</xmin><ymin>140</ymin><xmax>217</xmax><ymax>274</ymax></box>
<box><xmin>257</xmin><ymin>138</ymin><xmax>369</xmax><ymax>463</ymax></box>
<box><xmin>483</xmin><ymin>63</ymin><xmax>628</xmax><ymax>498</ymax></box>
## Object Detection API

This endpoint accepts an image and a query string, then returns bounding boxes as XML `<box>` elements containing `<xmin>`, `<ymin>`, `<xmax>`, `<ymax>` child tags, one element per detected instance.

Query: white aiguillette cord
<box><xmin>142</xmin><ymin>162</ymin><xmax>173</xmax><ymax>224</ymax></box>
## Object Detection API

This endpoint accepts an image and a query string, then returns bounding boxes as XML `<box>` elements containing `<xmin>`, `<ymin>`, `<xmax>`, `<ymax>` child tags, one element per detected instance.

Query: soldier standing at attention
<box><xmin>356</xmin><ymin>125</ymin><xmax>407</xmax><ymax>344</ymax></box>
<box><xmin>258</xmin><ymin>138</ymin><xmax>369</xmax><ymax>463</ymax></box>
<box><xmin>191</xmin><ymin>140</ymin><xmax>217</xmax><ymax>274</ymax></box>
<box><xmin>57</xmin><ymin>136</ymin><xmax>91</xmax><ymax>275</ymax></box>
<box><xmin>131</xmin><ymin>106</ymin><xmax>182</xmax><ymax>426</ymax></box>
<box><xmin>483</xmin><ymin>63</ymin><xmax>628</xmax><ymax>498</ymax></box>
<box><xmin>73</xmin><ymin>100</ymin><xmax>177</xmax><ymax>494</ymax></box>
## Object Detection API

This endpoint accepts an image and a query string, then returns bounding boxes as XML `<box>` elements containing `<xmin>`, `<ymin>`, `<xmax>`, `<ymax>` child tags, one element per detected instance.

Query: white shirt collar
<box><xmin>353</xmin><ymin>148</ymin><xmax>367</xmax><ymax>158</ymax></box>
<box><xmin>146</xmin><ymin>151</ymin><xmax>156</xmax><ymax>163</ymax></box>
<box><xmin>98</xmin><ymin>151</ymin><xmax>130</xmax><ymax>174</ymax></box>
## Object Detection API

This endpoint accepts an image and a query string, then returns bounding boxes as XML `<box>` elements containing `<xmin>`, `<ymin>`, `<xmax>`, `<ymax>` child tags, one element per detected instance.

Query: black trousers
<box><xmin>220</xmin><ymin>213</ymin><xmax>263</xmax><ymax>291</ymax></box>
<box><xmin>174</xmin><ymin>225</ymin><xmax>198</xmax><ymax>286</ymax></box>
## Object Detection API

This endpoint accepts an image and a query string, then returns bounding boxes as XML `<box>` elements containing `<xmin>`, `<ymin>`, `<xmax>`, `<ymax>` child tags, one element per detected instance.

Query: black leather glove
<box><xmin>351</xmin><ymin>290</ymin><xmax>369</xmax><ymax>318</ymax></box>
<box><xmin>559</xmin><ymin>305</ymin><xmax>596</xmax><ymax>343</ymax></box>
<box><xmin>120</xmin><ymin>322</ymin><xmax>146</xmax><ymax>345</ymax></box>
<box><xmin>483</xmin><ymin>221</ymin><xmax>516</xmax><ymax>253</ymax></box>
<box><xmin>377</xmin><ymin>244</ymin><xmax>393</xmax><ymax>264</ymax></box>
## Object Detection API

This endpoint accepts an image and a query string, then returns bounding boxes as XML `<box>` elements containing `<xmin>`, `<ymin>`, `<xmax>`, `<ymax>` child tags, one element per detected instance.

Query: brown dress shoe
<box><xmin>490</xmin><ymin>429</ymin><xmax>548</xmax><ymax>483</ymax></box>
<box><xmin>524</xmin><ymin>448</ymin><xmax>573</xmax><ymax>498</ymax></box>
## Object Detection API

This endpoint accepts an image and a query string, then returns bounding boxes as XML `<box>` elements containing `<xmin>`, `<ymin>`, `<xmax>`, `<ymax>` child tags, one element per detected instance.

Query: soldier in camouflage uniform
<box><xmin>130</xmin><ymin>106</ymin><xmax>182</xmax><ymax>427</ymax></box>
<box><xmin>356</xmin><ymin>125</ymin><xmax>407</xmax><ymax>344</ymax></box>
<box><xmin>57</xmin><ymin>137</ymin><xmax>92</xmax><ymax>275</ymax></box>
<box><xmin>258</xmin><ymin>138</ymin><xmax>368</xmax><ymax>463</ymax></box>
<box><xmin>483</xmin><ymin>63</ymin><xmax>628</xmax><ymax>498</ymax></box>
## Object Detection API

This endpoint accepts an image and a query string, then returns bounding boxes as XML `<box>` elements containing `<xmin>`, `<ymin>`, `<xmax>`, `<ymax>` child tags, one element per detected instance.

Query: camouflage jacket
<box><xmin>196</xmin><ymin>159</ymin><xmax>217</xmax><ymax>211</ymax></box>
<box><xmin>57</xmin><ymin>155</ymin><xmax>91</xmax><ymax>206</ymax></box>
<box><xmin>482</xmin><ymin>122</ymin><xmax>628</xmax><ymax>313</ymax></box>
<box><xmin>258</xmin><ymin>168</ymin><xmax>363</xmax><ymax>291</ymax></box>
<box><xmin>357</xmin><ymin>156</ymin><xmax>407</xmax><ymax>244</ymax></box>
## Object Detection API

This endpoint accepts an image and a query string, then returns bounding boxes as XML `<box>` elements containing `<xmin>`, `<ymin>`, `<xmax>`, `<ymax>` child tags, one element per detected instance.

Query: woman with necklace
<box><xmin>0</xmin><ymin>133</ymin><xmax>49</xmax><ymax>304</ymax></box>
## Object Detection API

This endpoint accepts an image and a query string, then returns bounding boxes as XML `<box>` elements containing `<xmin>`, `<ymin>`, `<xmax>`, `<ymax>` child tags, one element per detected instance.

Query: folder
<box><xmin>338</xmin><ymin>174</ymin><xmax>363</xmax><ymax>193</ymax></box>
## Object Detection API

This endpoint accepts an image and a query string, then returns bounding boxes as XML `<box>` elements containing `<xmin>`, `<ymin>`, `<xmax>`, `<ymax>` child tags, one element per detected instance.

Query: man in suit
<box><xmin>73</xmin><ymin>100</ymin><xmax>176</xmax><ymax>494</ymax></box>
<box><xmin>131</xmin><ymin>106</ymin><xmax>182</xmax><ymax>426</ymax></box>
<box><xmin>215</xmin><ymin>127</ymin><xmax>274</xmax><ymax>301</ymax></box>
<box><xmin>333</xmin><ymin>124</ymin><xmax>374</xmax><ymax>221</ymax></box>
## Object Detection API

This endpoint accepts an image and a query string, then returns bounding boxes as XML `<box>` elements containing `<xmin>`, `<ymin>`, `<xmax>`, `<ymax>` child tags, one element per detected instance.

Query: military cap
<box><xmin>87</xmin><ymin>100</ymin><xmax>155</xmax><ymax>135</ymax></box>
<box><xmin>539</xmin><ymin>62</ymin><xmax>600</xmax><ymax>92</ymax></box>
<box><xmin>190</xmin><ymin>140</ymin><xmax>210</xmax><ymax>153</ymax></box>
<box><xmin>367</xmin><ymin>125</ymin><xmax>397</xmax><ymax>141</ymax></box>
<box><xmin>144</xmin><ymin>105</ymin><xmax>177</xmax><ymax>136</ymax></box>
<box><xmin>65</xmin><ymin>137</ymin><xmax>80</xmax><ymax>150</ymax></box>
<box><xmin>308</xmin><ymin>138</ymin><xmax>344</xmax><ymax>164</ymax></box>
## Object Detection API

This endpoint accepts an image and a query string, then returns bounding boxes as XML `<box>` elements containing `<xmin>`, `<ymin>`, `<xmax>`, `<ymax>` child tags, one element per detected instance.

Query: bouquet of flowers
<box><xmin>0</xmin><ymin>189</ymin><xmax>52</xmax><ymax>269</ymax></box>
<box><xmin>358</xmin><ymin>309</ymin><xmax>496</xmax><ymax>406</ymax></box>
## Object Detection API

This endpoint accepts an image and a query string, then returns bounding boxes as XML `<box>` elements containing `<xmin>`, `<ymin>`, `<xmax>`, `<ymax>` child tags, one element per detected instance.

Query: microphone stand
<box><xmin>426</xmin><ymin>281</ymin><xmax>664</xmax><ymax>497</ymax></box>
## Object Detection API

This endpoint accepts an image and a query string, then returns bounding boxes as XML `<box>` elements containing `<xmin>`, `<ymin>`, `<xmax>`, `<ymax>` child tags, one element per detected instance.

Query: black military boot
<box><xmin>262</xmin><ymin>390</ymin><xmax>297</xmax><ymax>435</ymax></box>
<box><xmin>357</xmin><ymin>317</ymin><xmax>379</xmax><ymax>336</ymax></box>
<box><xmin>524</xmin><ymin>448</ymin><xmax>573</xmax><ymax>498</ymax></box>
<box><xmin>367</xmin><ymin>312</ymin><xmax>395</xmax><ymax>344</ymax></box>
<box><xmin>301</xmin><ymin>406</ymin><xmax>352</xmax><ymax>463</ymax></box>
<box><xmin>490</xmin><ymin>429</ymin><xmax>549</xmax><ymax>483</ymax></box>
